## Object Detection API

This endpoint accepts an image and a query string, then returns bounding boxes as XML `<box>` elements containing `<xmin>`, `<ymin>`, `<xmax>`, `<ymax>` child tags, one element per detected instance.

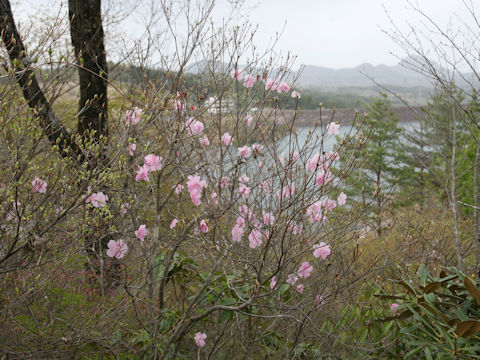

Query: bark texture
<box><xmin>0</xmin><ymin>0</ymin><xmax>80</xmax><ymax>158</ymax></box>
<box><xmin>69</xmin><ymin>0</ymin><xmax>108</xmax><ymax>140</ymax></box>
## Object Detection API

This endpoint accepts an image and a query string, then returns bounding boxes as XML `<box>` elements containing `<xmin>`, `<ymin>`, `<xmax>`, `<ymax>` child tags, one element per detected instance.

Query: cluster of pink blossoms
<box><xmin>186</xmin><ymin>174</ymin><xmax>206</xmax><ymax>206</ymax></box>
<box><xmin>128</xmin><ymin>143</ymin><xmax>136</xmax><ymax>156</ymax></box>
<box><xmin>222</xmin><ymin>132</ymin><xmax>233</xmax><ymax>146</ymax></box>
<box><xmin>230</xmin><ymin>205</ymin><xmax>276</xmax><ymax>249</ymax></box>
<box><xmin>106</xmin><ymin>239</ymin><xmax>128</xmax><ymax>259</ymax></box>
<box><xmin>184</xmin><ymin>117</ymin><xmax>204</xmax><ymax>136</ymax></box>
<box><xmin>307</xmin><ymin>151</ymin><xmax>339</xmax><ymax>173</ymax></box>
<box><xmin>238</xmin><ymin>146</ymin><xmax>251</xmax><ymax>159</ymax></box>
<box><xmin>199</xmin><ymin>219</ymin><xmax>209</xmax><ymax>233</ymax></box>
<box><xmin>306</xmin><ymin>192</ymin><xmax>347</xmax><ymax>225</ymax></box>
<box><xmin>135</xmin><ymin>154</ymin><xmax>163</xmax><ymax>182</ymax></box>
<box><xmin>194</xmin><ymin>332</ymin><xmax>207</xmax><ymax>347</ymax></box>
<box><xmin>31</xmin><ymin>177</ymin><xmax>47</xmax><ymax>193</ymax></box>
<box><xmin>135</xmin><ymin>224</ymin><xmax>148</xmax><ymax>241</ymax></box>
<box><xmin>85</xmin><ymin>191</ymin><xmax>108</xmax><ymax>208</ymax></box>
<box><xmin>326</xmin><ymin>122</ymin><xmax>340</xmax><ymax>135</ymax></box>
<box><xmin>124</xmin><ymin>107</ymin><xmax>142</xmax><ymax>125</ymax></box>
<box><xmin>230</xmin><ymin>68</ymin><xmax>300</xmax><ymax>98</ymax></box>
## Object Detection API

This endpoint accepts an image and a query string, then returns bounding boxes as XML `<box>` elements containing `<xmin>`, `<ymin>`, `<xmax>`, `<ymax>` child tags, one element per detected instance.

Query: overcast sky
<box><xmin>13</xmin><ymin>0</ymin><xmax>478</xmax><ymax>69</ymax></box>
<box><xmin>219</xmin><ymin>0</ymin><xmax>477</xmax><ymax>69</ymax></box>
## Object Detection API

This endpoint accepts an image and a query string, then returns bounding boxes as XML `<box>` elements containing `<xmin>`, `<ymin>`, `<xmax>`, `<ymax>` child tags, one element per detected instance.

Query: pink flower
<box><xmin>175</xmin><ymin>100</ymin><xmax>185</xmax><ymax>112</ymax></box>
<box><xmin>144</xmin><ymin>154</ymin><xmax>162</xmax><ymax>172</ymax></box>
<box><xmin>307</xmin><ymin>201</ymin><xmax>326</xmax><ymax>224</ymax></box>
<box><xmin>297</xmin><ymin>262</ymin><xmax>313</xmax><ymax>279</ymax></box>
<box><xmin>211</xmin><ymin>192</ymin><xmax>218</xmax><ymax>204</ymax></box>
<box><xmin>231</xmin><ymin>224</ymin><xmax>244</xmax><ymax>242</ymax></box>
<box><xmin>200</xmin><ymin>219</ymin><xmax>209</xmax><ymax>233</ymax></box>
<box><xmin>239</xmin><ymin>205</ymin><xmax>255</xmax><ymax>222</ymax></box>
<box><xmin>326</xmin><ymin>122</ymin><xmax>340</xmax><ymax>135</ymax></box>
<box><xmin>289</xmin><ymin>221</ymin><xmax>303</xmax><ymax>235</ymax></box>
<box><xmin>296</xmin><ymin>284</ymin><xmax>304</xmax><ymax>294</ymax></box>
<box><xmin>194</xmin><ymin>332</ymin><xmax>207</xmax><ymax>348</ymax></box>
<box><xmin>287</xmin><ymin>274</ymin><xmax>298</xmax><ymax>285</ymax></box>
<box><xmin>220</xmin><ymin>177</ymin><xmax>229</xmax><ymax>188</ymax></box>
<box><xmin>238</xmin><ymin>146</ymin><xmax>251</xmax><ymax>158</ymax></box>
<box><xmin>248</xmin><ymin>229</ymin><xmax>263</xmax><ymax>249</ymax></box>
<box><xmin>239</xmin><ymin>174</ymin><xmax>249</xmax><ymax>184</ymax></box>
<box><xmin>277</xmin><ymin>184</ymin><xmax>295</xmax><ymax>200</ymax></box>
<box><xmin>230</xmin><ymin>69</ymin><xmax>243</xmax><ymax>80</ymax></box>
<box><xmin>316</xmin><ymin>295</ymin><xmax>325</xmax><ymax>308</ymax></box>
<box><xmin>246</xmin><ymin>115</ymin><xmax>253</xmax><ymax>126</ymax></box>
<box><xmin>170</xmin><ymin>218</ymin><xmax>178</xmax><ymax>229</ymax></box>
<box><xmin>175</xmin><ymin>184</ymin><xmax>184</xmax><ymax>194</ymax></box>
<box><xmin>270</xmin><ymin>276</ymin><xmax>277</xmax><ymax>290</ymax></box>
<box><xmin>86</xmin><ymin>191</ymin><xmax>108</xmax><ymax>208</ymax></box>
<box><xmin>307</xmin><ymin>153</ymin><xmax>321</xmax><ymax>172</ymax></box>
<box><xmin>199</xmin><ymin>136</ymin><xmax>210</xmax><ymax>146</ymax></box>
<box><xmin>31</xmin><ymin>177</ymin><xmax>47</xmax><ymax>193</ymax></box>
<box><xmin>262</xmin><ymin>212</ymin><xmax>275</xmax><ymax>226</ymax></box>
<box><xmin>222</xmin><ymin>133</ymin><xmax>233</xmax><ymax>146</ymax></box>
<box><xmin>135</xmin><ymin>224</ymin><xmax>148</xmax><ymax>241</ymax></box>
<box><xmin>323</xmin><ymin>198</ymin><xmax>337</xmax><ymax>212</ymax></box>
<box><xmin>252</xmin><ymin>143</ymin><xmax>263</xmax><ymax>153</ymax></box>
<box><xmin>291</xmin><ymin>90</ymin><xmax>301</xmax><ymax>98</ymax></box>
<box><xmin>124</xmin><ymin>107</ymin><xmax>142</xmax><ymax>125</ymax></box>
<box><xmin>243</xmin><ymin>74</ymin><xmax>255</xmax><ymax>88</ymax></box>
<box><xmin>337</xmin><ymin>192</ymin><xmax>347</xmax><ymax>206</ymax></box>
<box><xmin>239</xmin><ymin>183</ymin><xmax>251</xmax><ymax>198</ymax></box>
<box><xmin>313</xmin><ymin>242</ymin><xmax>331</xmax><ymax>260</ymax></box>
<box><xmin>135</xmin><ymin>165</ymin><xmax>150</xmax><ymax>182</ymax></box>
<box><xmin>265</xmin><ymin>78</ymin><xmax>277</xmax><ymax>91</ymax></box>
<box><xmin>276</xmin><ymin>81</ymin><xmax>291</xmax><ymax>94</ymax></box>
<box><xmin>186</xmin><ymin>174</ymin><xmax>206</xmax><ymax>206</ymax></box>
<box><xmin>390</xmin><ymin>303</ymin><xmax>400</xmax><ymax>314</ymax></box>
<box><xmin>106</xmin><ymin>239</ymin><xmax>128</xmax><ymax>259</ymax></box>
<box><xmin>315</xmin><ymin>170</ymin><xmax>332</xmax><ymax>186</ymax></box>
<box><xmin>128</xmin><ymin>143</ymin><xmax>136</xmax><ymax>156</ymax></box>
<box><xmin>184</xmin><ymin>117</ymin><xmax>204</xmax><ymax>135</ymax></box>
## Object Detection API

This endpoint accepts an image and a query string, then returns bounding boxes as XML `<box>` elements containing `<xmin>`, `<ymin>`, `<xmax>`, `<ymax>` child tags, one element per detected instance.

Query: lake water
<box><xmin>278</xmin><ymin>121</ymin><xmax>421</xmax><ymax>155</ymax></box>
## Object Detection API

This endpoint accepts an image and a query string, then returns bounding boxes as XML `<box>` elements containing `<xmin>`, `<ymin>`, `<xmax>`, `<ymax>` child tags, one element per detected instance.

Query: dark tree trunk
<box><xmin>0</xmin><ymin>0</ymin><xmax>80</xmax><ymax>158</ymax></box>
<box><xmin>69</xmin><ymin>0</ymin><xmax>108</xmax><ymax>140</ymax></box>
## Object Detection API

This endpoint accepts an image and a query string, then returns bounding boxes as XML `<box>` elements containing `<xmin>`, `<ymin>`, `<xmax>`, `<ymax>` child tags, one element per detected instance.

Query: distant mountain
<box><xmin>296</xmin><ymin>62</ymin><xmax>432</xmax><ymax>89</ymax></box>
<box><xmin>186</xmin><ymin>60</ymin><xmax>435</xmax><ymax>88</ymax></box>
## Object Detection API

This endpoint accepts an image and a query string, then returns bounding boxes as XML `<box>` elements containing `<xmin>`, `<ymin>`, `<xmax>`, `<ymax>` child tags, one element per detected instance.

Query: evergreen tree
<box><xmin>342</xmin><ymin>93</ymin><xmax>404</xmax><ymax>236</ymax></box>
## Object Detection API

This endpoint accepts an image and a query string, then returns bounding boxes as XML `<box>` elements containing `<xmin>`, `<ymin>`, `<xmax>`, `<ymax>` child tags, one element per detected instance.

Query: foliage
<box><xmin>341</xmin><ymin>93</ymin><xmax>405</xmax><ymax>235</ymax></box>
<box><xmin>378</xmin><ymin>266</ymin><xmax>480</xmax><ymax>359</ymax></box>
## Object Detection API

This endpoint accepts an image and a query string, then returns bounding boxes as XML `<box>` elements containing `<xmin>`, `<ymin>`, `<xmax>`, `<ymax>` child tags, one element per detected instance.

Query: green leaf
<box><xmin>278</xmin><ymin>284</ymin><xmax>290</xmax><ymax>295</ymax></box>
<box><xmin>418</xmin><ymin>264</ymin><xmax>427</xmax><ymax>283</ymax></box>
<box><xmin>218</xmin><ymin>310</ymin><xmax>232</xmax><ymax>323</ymax></box>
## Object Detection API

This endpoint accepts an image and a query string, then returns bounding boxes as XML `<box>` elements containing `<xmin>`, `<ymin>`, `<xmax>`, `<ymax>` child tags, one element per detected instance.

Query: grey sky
<box><xmin>13</xmin><ymin>0</ymin><xmax>477</xmax><ymax>69</ymax></box>
<box><xmin>220</xmin><ymin>0</ymin><xmax>476</xmax><ymax>69</ymax></box>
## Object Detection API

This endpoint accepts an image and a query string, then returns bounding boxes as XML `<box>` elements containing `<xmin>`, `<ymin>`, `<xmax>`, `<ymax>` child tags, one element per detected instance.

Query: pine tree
<box><xmin>342</xmin><ymin>93</ymin><xmax>404</xmax><ymax>236</ymax></box>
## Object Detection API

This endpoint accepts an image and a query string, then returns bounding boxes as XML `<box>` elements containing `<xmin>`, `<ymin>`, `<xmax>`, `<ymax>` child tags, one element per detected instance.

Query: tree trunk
<box><xmin>69</xmin><ymin>0</ymin><xmax>108</xmax><ymax>141</ymax></box>
<box><xmin>0</xmin><ymin>0</ymin><xmax>80</xmax><ymax>158</ymax></box>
